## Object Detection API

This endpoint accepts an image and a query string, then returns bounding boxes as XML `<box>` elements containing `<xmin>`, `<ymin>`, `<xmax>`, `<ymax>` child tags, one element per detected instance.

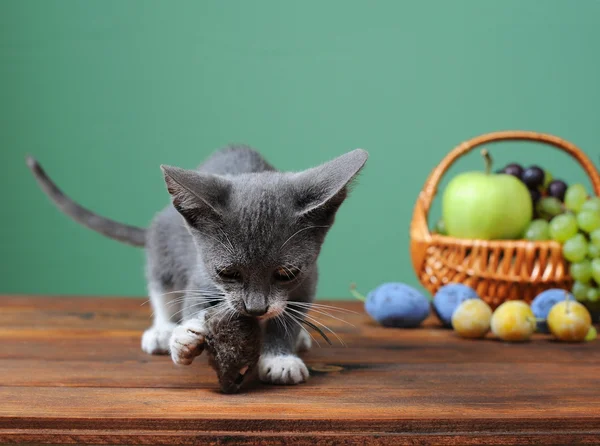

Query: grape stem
<box><xmin>565</xmin><ymin>290</ymin><xmax>571</xmax><ymax>314</ymax></box>
<box><xmin>349</xmin><ymin>283</ymin><xmax>366</xmax><ymax>302</ymax></box>
<box><xmin>481</xmin><ymin>149</ymin><xmax>492</xmax><ymax>175</ymax></box>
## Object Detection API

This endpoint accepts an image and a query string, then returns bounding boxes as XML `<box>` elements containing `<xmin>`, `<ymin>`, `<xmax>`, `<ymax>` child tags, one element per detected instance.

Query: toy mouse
<box><xmin>203</xmin><ymin>306</ymin><xmax>262</xmax><ymax>394</ymax></box>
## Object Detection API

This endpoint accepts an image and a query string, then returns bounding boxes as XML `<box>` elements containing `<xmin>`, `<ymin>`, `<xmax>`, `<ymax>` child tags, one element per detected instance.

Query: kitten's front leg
<box><xmin>259</xmin><ymin>317</ymin><xmax>310</xmax><ymax>385</ymax></box>
<box><xmin>169</xmin><ymin>316</ymin><xmax>208</xmax><ymax>365</ymax></box>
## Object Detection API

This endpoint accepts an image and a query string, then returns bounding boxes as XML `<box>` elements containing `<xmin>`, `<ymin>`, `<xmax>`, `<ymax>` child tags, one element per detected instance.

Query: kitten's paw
<box><xmin>295</xmin><ymin>330</ymin><xmax>312</xmax><ymax>353</ymax></box>
<box><xmin>259</xmin><ymin>354</ymin><xmax>309</xmax><ymax>385</ymax></box>
<box><xmin>169</xmin><ymin>319</ymin><xmax>207</xmax><ymax>365</ymax></box>
<box><xmin>141</xmin><ymin>322</ymin><xmax>176</xmax><ymax>355</ymax></box>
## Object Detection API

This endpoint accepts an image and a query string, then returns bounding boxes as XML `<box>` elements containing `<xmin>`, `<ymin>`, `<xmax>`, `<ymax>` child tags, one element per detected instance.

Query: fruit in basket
<box><xmin>529</xmin><ymin>188</ymin><xmax>542</xmax><ymax>204</ymax></box>
<box><xmin>548</xmin><ymin>180</ymin><xmax>568</xmax><ymax>201</ymax></box>
<box><xmin>572</xmin><ymin>281</ymin><xmax>591</xmax><ymax>302</ymax></box>
<box><xmin>564</xmin><ymin>183</ymin><xmax>588</xmax><ymax>212</ymax></box>
<box><xmin>549</xmin><ymin>214</ymin><xmax>578</xmax><ymax>243</ymax></box>
<box><xmin>543</xmin><ymin>170</ymin><xmax>553</xmax><ymax>188</ymax></box>
<box><xmin>588</xmin><ymin>244</ymin><xmax>600</xmax><ymax>258</ymax></box>
<box><xmin>531</xmin><ymin>289</ymin><xmax>573</xmax><ymax>333</ymax></box>
<box><xmin>351</xmin><ymin>283</ymin><xmax>430</xmax><ymax>328</ymax></box>
<box><xmin>589</xmin><ymin>258</ymin><xmax>600</xmax><ymax>284</ymax></box>
<box><xmin>442</xmin><ymin>150</ymin><xmax>532</xmax><ymax>240</ymax></box>
<box><xmin>577</xmin><ymin>210</ymin><xmax>600</xmax><ymax>233</ymax></box>
<box><xmin>524</xmin><ymin>219</ymin><xmax>550</xmax><ymax>241</ymax></box>
<box><xmin>536</xmin><ymin>197</ymin><xmax>563</xmax><ymax>221</ymax></box>
<box><xmin>562</xmin><ymin>234</ymin><xmax>588</xmax><ymax>263</ymax></box>
<box><xmin>587</xmin><ymin>287</ymin><xmax>599</xmax><ymax>302</ymax></box>
<box><xmin>521</xmin><ymin>166</ymin><xmax>545</xmax><ymax>189</ymax></box>
<box><xmin>490</xmin><ymin>301</ymin><xmax>536</xmax><ymax>342</ymax></box>
<box><xmin>501</xmin><ymin>163</ymin><xmax>524</xmax><ymax>178</ymax></box>
<box><xmin>432</xmin><ymin>283</ymin><xmax>480</xmax><ymax>327</ymax></box>
<box><xmin>570</xmin><ymin>260</ymin><xmax>592</xmax><ymax>284</ymax></box>
<box><xmin>451</xmin><ymin>299</ymin><xmax>492</xmax><ymax>338</ymax></box>
<box><xmin>547</xmin><ymin>295</ymin><xmax>592</xmax><ymax>342</ymax></box>
<box><xmin>581</xmin><ymin>197</ymin><xmax>600</xmax><ymax>213</ymax></box>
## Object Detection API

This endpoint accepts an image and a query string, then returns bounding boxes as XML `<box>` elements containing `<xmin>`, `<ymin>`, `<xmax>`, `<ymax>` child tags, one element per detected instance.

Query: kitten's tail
<box><xmin>26</xmin><ymin>156</ymin><xmax>146</xmax><ymax>247</ymax></box>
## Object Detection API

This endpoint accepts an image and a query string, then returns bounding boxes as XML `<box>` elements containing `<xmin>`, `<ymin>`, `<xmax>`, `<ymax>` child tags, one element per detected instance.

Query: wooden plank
<box><xmin>2</xmin><ymin>429</ymin><xmax>600</xmax><ymax>445</ymax></box>
<box><xmin>1</xmin><ymin>295</ymin><xmax>599</xmax><ymax>444</ymax></box>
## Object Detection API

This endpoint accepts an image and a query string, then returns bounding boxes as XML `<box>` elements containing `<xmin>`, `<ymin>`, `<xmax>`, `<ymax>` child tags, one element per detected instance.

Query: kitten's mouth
<box><xmin>255</xmin><ymin>306</ymin><xmax>283</xmax><ymax>321</ymax></box>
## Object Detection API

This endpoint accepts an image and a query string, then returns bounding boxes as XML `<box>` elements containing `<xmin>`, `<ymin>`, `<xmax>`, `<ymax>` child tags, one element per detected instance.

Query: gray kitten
<box><xmin>26</xmin><ymin>146</ymin><xmax>368</xmax><ymax>385</ymax></box>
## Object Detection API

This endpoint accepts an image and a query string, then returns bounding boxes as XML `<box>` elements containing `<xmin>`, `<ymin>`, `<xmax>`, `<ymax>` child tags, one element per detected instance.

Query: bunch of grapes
<box><xmin>497</xmin><ymin>163</ymin><xmax>568</xmax><ymax>221</ymax></box>
<box><xmin>499</xmin><ymin>163</ymin><xmax>600</xmax><ymax>303</ymax></box>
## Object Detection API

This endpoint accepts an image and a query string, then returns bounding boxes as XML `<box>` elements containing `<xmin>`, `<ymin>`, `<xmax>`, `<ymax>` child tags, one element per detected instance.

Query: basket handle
<box><xmin>414</xmin><ymin>131</ymin><xmax>600</xmax><ymax>236</ymax></box>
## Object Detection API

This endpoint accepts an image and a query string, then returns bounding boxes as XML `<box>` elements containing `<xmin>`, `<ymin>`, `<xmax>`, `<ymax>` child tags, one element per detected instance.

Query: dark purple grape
<box><xmin>503</xmin><ymin>163</ymin><xmax>524</xmax><ymax>178</ymax></box>
<box><xmin>521</xmin><ymin>166</ymin><xmax>545</xmax><ymax>188</ymax></box>
<box><xmin>529</xmin><ymin>188</ymin><xmax>541</xmax><ymax>204</ymax></box>
<box><xmin>548</xmin><ymin>179</ymin><xmax>568</xmax><ymax>201</ymax></box>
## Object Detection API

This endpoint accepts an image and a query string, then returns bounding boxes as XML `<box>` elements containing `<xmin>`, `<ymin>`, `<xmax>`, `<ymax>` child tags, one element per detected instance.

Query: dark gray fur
<box><xmin>203</xmin><ymin>305</ymin><xmax>261</xmax><ymax>394</ymax></box>
<box><xmin>27</xmin><ymin>145</ymin><xmax>368</xmax><ymax>385</ymax></box>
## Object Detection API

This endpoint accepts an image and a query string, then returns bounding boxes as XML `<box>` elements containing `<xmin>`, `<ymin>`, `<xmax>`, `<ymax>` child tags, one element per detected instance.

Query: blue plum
<box><xmin>531</xmin><ymin>288</ymin><xmax>573</xmax><ymax>333</ymax></box>
<box><xmin>364</xmin><ymin>283</ymin><xmax>430</xmax><ymax>328</ymax></box>
<box><xmin>433</xmin><ymin>283</ymin><xmax>480</xmax><ymax>327</ymax></box>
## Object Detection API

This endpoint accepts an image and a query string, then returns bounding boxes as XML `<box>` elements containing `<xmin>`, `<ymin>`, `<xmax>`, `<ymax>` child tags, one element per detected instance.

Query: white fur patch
<box><xmin>295</xmin><ymin>329</ymin><xmax>312</xmax><ymax>353</ymax></box>
<box><xmin>169</xmin><ymin>318</ymin><xmax>207</xmax><ymax>365</ymax></box>
<box><xmin>258</xmin><ymin>354</ymin><xmax>309</xmax><ymax>385</ymax></box>
<box><xmin>141</xmin><ymin>322</ymin><xmax>176</xmax><ymax>355</ymax></box>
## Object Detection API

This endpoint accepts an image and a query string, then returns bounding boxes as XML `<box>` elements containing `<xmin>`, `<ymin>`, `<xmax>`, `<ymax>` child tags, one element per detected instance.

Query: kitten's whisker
<box><xmin>289</xmin><ymin>302</ymin><xmax>359</xmax><ymax>315</ymax></box>
<box><xmin>279</xmin><ymin>226</ymin><xmax>330</xmax><ymax>251</ymax></box>
<box><xmin>284</xmin><ymin>311</ymin><xmax>321</xmax><ymax>348</ymax></box>
<box><xmin>287</xmin><ymin>307</ymin><xmax>345</xmax><ymax>347</ymax></box>
<box><xmin>158</xmin><ymin>289</ymin><xmax>225</xmax><ymax>297</ymax></box>
<box><xmin>281</xmin><ymin>311</ymin><xmax>294</xmax><ymax>342</ymax></box>
<box><xmin>285</xmin><ymin>312</ymin><xmax>322</xmax><ymax>348</ymax></box>
<box><xmin>196</xmin><ymin>302</ymin><xmax>228</xmax><ymax>322</ymax></box>
<box><xmin>166</xmin><ymin>296</ymin><xmax>225</xmax><ymax>307</ymax></box>
<box><xmin>204</xmin><ymin>302</ymin><xmax>231</xmax><ymax>322</ymax></box>
<box><xmin>288</xmin><ymin>303</ymin><xmax>355</xmax><ymax>328</ymax></box>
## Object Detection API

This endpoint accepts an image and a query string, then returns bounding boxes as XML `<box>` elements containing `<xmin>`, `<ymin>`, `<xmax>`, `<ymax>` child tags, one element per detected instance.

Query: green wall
<box><xmin>2</xmin><ymin>1</ymin><xmax>600</xmax><ymax>299</ymax></box>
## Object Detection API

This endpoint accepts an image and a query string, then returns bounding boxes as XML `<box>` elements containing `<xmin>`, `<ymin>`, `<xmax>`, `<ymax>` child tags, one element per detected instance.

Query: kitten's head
<box><xmin>161</xmin><ymin>149</ymin><xmax>368</xmax><ymax>319</ymax></box>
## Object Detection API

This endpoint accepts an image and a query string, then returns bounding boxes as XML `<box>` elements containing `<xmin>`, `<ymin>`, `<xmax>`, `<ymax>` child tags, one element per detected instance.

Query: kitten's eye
<box><xmin>274</xmin><ymin>266</ymin><xmax>301</xmax><ymax>282</ymax></box>
<box><xmin>217</xmin><ymin>267</ymin><xmax>241</xmax><ymax>281</ymax></box>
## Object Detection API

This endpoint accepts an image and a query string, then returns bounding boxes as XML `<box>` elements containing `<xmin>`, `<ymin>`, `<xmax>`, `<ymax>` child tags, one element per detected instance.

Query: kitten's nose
<box><xmin>243</xmin><ymin>302</ymin><xmax>269</xmax><ymax>317</ymax></box>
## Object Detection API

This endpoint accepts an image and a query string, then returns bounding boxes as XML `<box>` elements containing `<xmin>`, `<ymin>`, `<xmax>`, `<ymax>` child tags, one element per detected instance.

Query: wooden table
<box><xmin>1</xmin><ymin>296</ymin><xmax>599</xmax><ymax>445</ymax></box>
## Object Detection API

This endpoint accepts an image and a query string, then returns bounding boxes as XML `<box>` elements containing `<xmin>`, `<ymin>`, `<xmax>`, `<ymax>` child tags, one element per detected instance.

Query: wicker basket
<box><xmin>410</xmin><ymin>130</ymin><xmax>600</xmax><ymax>309</ymax></box>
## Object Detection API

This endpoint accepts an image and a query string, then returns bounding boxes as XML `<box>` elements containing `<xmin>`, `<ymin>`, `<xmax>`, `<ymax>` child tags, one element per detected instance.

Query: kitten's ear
<box><xmin>293</xmin><ymin>149</ymin><xmax>368</xmax><ymax>221</ymax></box>
<box><xmin>160</xmin><ymin>165</ymin><xmax>231</xmax><ymax>227</ymax></box>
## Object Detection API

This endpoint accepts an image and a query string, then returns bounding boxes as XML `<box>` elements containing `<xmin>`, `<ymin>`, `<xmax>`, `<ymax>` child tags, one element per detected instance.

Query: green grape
<box><xmin>524</xmin><ymin>219</ymin><xmax>550</xmax><ymax>241</ymax></box>
<box><xmin>581</xmin><ymin>197</ymin><xmax>600</xmax><ymax>213</ymax></box>
<box><xmin>564</xmin><ymin>183</ymin><xmax>588</xmax><ymax>212</ymax></box>
<box><xmin>549</xmin><ymin>213</ymin><xmax>578</xmax><ymax>243</ymax></box>
<box><xmin>590</xmin><ymin>229</ymin><xmax>600</xmax><ymax>249</ymax></box>
<box><xmin>570</xmin><ymin>259</ymin><xmax>592</xmax><ymax>283</ymax></box>
<box><xmin>543</xmin><ymin>170</ymin><xmax>553</xmax><ymax>189</ymax></box>
<box><xmin>587</xmin><ymin>287</ymin><xmax>600</xmax><ymax>302</ymax></box>
<box><xmin>572</xmin><ymin>281</ymin><xmax>591</xmax><ymax>302</ymax></box>
<box><xmin>591</xmin><ymin>258</ymin><xmax>600</xmax><ymax>284</ymax></box>
<box><xmin>576</xmin><ymin>210</ymin><xmax>600</xmax><ymax>233</ymax></box>
<box><xmin>562</xmin><ymin>234</ymin><xmax>588</xmax><ymax>263</ymax></box>
<box><xmin>588</xmin><ymin>244</ymin><xmax>600</xmax><ymax>259</ymax></box>
<box><xmin>536</xmin><ymin>197</ymin><xmax>563</xmax><ymax>220</ymax></box>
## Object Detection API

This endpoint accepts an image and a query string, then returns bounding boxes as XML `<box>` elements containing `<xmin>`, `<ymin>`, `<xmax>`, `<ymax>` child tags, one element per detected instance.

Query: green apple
<box><xmin>442</xmin><ymin>150</ymin><xmax>533</xmax><ymax>240</ymax></box>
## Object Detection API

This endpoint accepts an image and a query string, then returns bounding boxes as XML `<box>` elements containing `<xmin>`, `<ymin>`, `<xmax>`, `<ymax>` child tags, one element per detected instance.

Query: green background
<box><xmin>2</xmin><ymin>1</ymin><xmax>600</xmax><ymax>299</ymax></box>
